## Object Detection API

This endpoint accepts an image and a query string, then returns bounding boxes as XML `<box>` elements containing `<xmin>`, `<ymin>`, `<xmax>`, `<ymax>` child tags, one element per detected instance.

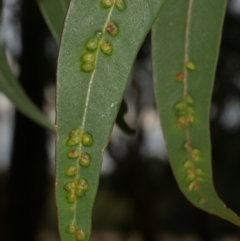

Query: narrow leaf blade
<box><xmin>0</xmin><ymin>47</ymin><xmax>54</xmax><ymax>132</ymax></box>
<box><xmin>56</xmin><ymin>1</ymin><xmax>165</xmax><ymax>240</ymax></box>
<box><xmin>152</xmin><ymin>0</ymin><xmax>240</xmax><ymax>225</ymax></box>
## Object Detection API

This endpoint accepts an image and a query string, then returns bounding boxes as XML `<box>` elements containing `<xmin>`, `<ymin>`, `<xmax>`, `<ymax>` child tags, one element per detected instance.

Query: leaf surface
<box><xmin>56</xmin><ymin>0</ymin><xmax>165</xmax><ymax>240</ymax></box>
<box><xmin>0</xmin><ymin>46</ymin><xmax>54</xmax><ymax>131</ymax></box>
<box><xmin>152</xmin><ymin>0</ymin><xmax>240</xmax><ymax>225</ymax></box>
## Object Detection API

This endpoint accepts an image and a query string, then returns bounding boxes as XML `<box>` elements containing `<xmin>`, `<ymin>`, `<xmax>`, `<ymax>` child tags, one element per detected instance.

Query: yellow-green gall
<box><xmin>185</xmin><ymin>95</ymin><xmax>194</xmax><ymax>105</ymax></box>
<box><xmin>100</xmin><ymin>40</ymin><xmax>113</xmax><ymax>55</ymax></box>
<box><xmin>175</xmin><ymin>101</ymin><xmax>185</xmax><ymax>111</ymax></box>
<box><xmin>65</xmin><ymin>181</ymin><xmax>76</xmax><ymax>192</ymax></box>
<box><xmin>186</xmin><ymin>167</ymin><xmax>203</xmax><ymax>181</ymax></box>
<box><xmin>115</xmin><ymin>0</ymin><xmax>126</xmax><ymax>11</ymax></box>
<box><xmin>188</xmin><ymin>181</ymin><xmax>198</xmax><ymax>192</ymax></box>
<box><xmin>67</xmin><ymin>224</ymin><xmax>76</xmax><ymax>234</ymax></box>
<box><xmin>67</xmin><ymin>149</ymin><xmax>79</xmax><ymax>159</ymax></box>
<box><xmin>184</xmin><ymin>141</ymin><xmax>192</xmax><ymax>151</ymax></box>
<box><xmin>85</xmin><ymin>39</ymin><xmax>98</xmax><ymax>51</ymax></box>
<box><xmin>67</xmin><ymin>139</ymin><xmax>79</xmax><ymax>147</ymax></box>
<box><xmin>67</xmin><ymin>129</ymin><xmax>82</xmax><ymax>146</ymax></box>
<box><xmin>65</xmin><ymin>165</ymin><xmax>78</xmax><ymax>177</ymax></box>
<box><xmin>77</xmin><ymin>178</ymin><xmax>89</xmax><ymax>191</ymax></box>
<box><xmin>79</xmin><ymin>153</ymin><xmax>91</xmax><ymax>167</ymax></box>
<box><xmin>184</xmin><ymin>160</ymin><xmax>193</xmax><ymax>168</ymax></box>
<box><xmin>186</xmin><ymin>61</ymin><xmax>196</xmax><ymax>71</ymax></box>
<box><xmin>75</xmin><ymin>229</ymin><xmax>86</xmax><ymax>241</ymax></box>
<box><xmin>186</xmin><ymin>168</ymin><xmax>197</xmax><ymax>181</ymax></box>
<box><xmin>81</xmin><ymin>133</ymin><xmax>94</xmax><ymax>146</ymax></box>
<box><xmin>95</xmin><ymin>31</ymin><xmax>103</xmax><ymax>39</ymax></box>
<box><xmin>177</xmin><ymin>116</ymin><xmax>186</xmax><ymax>127</ymax></box>
<box><xmin>191</xmin><ymin>149</ymin><xmax>201</xmax><ymax>161</ymax></box>
<box><xmin>76</xmin><ymin>189</ymin><xmax>85</xmax><ymax>197</ymax></box>
<box><xmin>67</xmin><ymin>192</ymin><xmax>77</xmax><ymax>203</ymax></box>
<box><xmin>195</xmin><ymin>168</ymin><xmax>203</xmax><ymax>175</ymax></box>
<box><xmin>101</xmin><ymin>0</ymin><xmax>114</xmax><ymax>8</ymax></box>
<box><xmin>81</xmin><ymin>63</ymin><xmax>95</xmax><ymax>73</ymax></box>
<box><xmin>81</xmin><ymin>53</ymin><xmax>96</xmax><ymax>64</ymax></box>
<box><xmin>174</xmin><ymin>101</ymin><xmax>186</xmax><ymax>116</ymax></box>
<box><xmin>69</xmin><ymin>128</ymin><xmax>81</xmax><ymax>138</ymax></box>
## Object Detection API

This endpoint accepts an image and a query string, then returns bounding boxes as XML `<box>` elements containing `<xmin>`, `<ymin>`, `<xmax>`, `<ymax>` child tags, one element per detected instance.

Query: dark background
<box><xmin>0</xmin><ymin>0</ymin><xmax>240</xmax><ymax>241</ymax></box>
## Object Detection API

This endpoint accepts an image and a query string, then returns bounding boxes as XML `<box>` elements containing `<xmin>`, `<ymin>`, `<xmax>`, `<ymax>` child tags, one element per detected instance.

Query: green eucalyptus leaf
<box><xmin>152</xmin><ymin>0</ymin><xmax>240</xmax><ymax>225</ymax></box>
<box><xmin>37</xmin><ymin>0</ymin><xmax>70</xmax><ymax>43</ymax></box>
<box><xmin>56</xmin><ymin>0</ymin><xmax>165</xmax><ymax>240</ymax></box>
<box><xmin>0</xmin><ymin>46</ymin><xmax>54</xmax><ymax>132</ymax></box>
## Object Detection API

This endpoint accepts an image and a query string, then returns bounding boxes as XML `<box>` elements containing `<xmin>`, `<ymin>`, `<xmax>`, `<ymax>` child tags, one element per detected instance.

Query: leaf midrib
<box><xmin>71</xmin><ymin>3</ymin><xmax>116</xmax><ymax>228</ymax></box>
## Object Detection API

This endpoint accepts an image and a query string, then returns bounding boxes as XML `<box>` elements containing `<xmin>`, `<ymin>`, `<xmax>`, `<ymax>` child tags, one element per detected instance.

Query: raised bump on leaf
<box><xmin>106</xmin><ymin>22</ymin><xmax>119</xmax><ymax>36</ymax></box>
<box><xmin>67</xmin><ymin>223</ymin><xmax>76</xmax><ymax>234</ymax></box>
<box><xmin>67</xmin><ymin>192</ymin><xmax>77</xmax><ymax>203</ymax></box>
<box><xmin>79</xmin><ymin>153</ymin><xmax>91</xmax><ymax>167</ymax></box>
<box><xmin>77</xmin><ymin>178</ymin><xmax>89</xmax><ymax>192</ymax></box>
<box><xmin>67</xmin><ymin>129</ymin><xmax>82</xmax><ymax>146</ymax></box>
<box><xmin>188</xmin><ymin>181</ymin><xmax>198</xmax><ymax>192</ymax></box>
<box><xmin>191</xmin><ymin>149</ymin><xmax>201</xmax><ymax>161</ymax></box>
<box><xmin>85</xmin><ymin>39</ymin><xmax>98</xmax><ymax>51</ymax></box>
<box><xmin>75</xmin><ymin>229</ymin><xmax>86</xmax><ymax>241</ymax></box>
<box><xmin>81</xmin><ymin>63</ymin><xmax>95</xmax><ymax>73</ymax></box>
<box><xmin>101</xmin><ymin>0</ymin><xmax>114</xmax><ymax>9</ymax></box>
<box><xmin>115</xmin><ymin>0</ymin><xmax>126</xmax><ymax>11</ymax></box>
<box><xmin>68</xmin><ymin>149</ymin><xmax>80</xmax><ymax>159</ymax></box>
<box><xmin>185</xmin><ymin>61</ymin><xmax>196</xmax><ymax>71</ymax></box>
<box><xmin>175</xmin><ymin>72</ymin><xmax>185</xmax><ymax>82</ymax></box>
<box><xmin>95</xmin><ymin>31</ymin><xmax>103</xmax><ymax>39</ymax></box>
<box><xmin>184</xmin><ymin>160</ymin><xmax>193</xmax><ymax>168</ymax></box>
<box><xmin>65</xmin><ymin>165</ymin><xmax>78</xmax><ymax>177</ymax></box>
<box><xmin>65</xmin><ymin>181</ymin><xmax>76</xmax><ymax>192</ymax></box>
<box><xmin>81</xmin><ymin>133</ymin><xmax>94</xmax><ymax>146</ymax></box>
<box><xmin>100</xmin><ymin>40</ymin><xmax>113</xmax><ymax>55</ymax></box>
<box><xmin>81</xmin><ymin>53</ymin><xmax>96</xmax><ymax>64</ymax></box>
